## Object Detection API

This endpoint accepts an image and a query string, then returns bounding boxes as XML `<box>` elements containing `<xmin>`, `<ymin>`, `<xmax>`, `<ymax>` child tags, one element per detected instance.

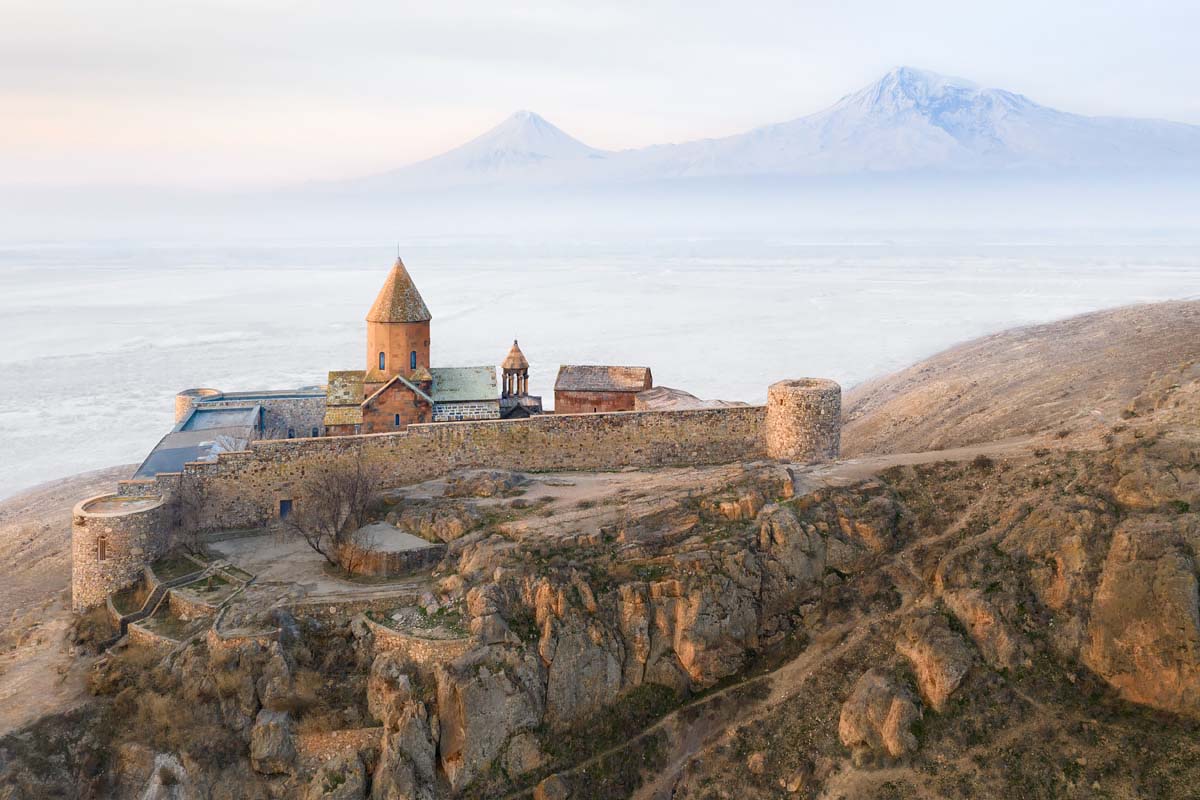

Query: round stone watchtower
<box><xmin>174</xmin><ymin>387</ymin><xmax>223</xmax><ymax>424</ymax></box>
<box><xmin>764</xmin><ymin>378</ymin><xmax>841</xmax><ymax>462</ymax></box>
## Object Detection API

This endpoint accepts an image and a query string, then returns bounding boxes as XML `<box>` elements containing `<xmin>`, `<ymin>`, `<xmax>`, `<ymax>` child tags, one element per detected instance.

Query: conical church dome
<box><xmin>366</xmin><ymin>257</ymin><xmax>432</xmax><ymax>323</ymax></box>
<box><xmin>502</xmin><ymin>340</ymin><xmax>529</xmax><ymax>370</ymax></box>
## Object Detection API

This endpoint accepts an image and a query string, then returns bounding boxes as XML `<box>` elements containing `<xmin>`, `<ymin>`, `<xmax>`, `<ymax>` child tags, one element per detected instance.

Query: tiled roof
<box><xmin>366</xmin><ymin>258</ymin><xmax>432</xmax><ymax>323</ymax></box>
<box><xmin>430</xmin><ymin>366</ymin><xmax>498</xmax><ymax>403</ymax></box>
<box><xmin>502</xmin><ymin>340</ymin><xmax>529</xmax><ymax>370</ymax></box>
<box><xmin>323</xmin><ymin>405</ymin><xmax>364</xmax><ymax>426</ymax></box>
<box><xmin>326</xmin><ymin>370</ymin><xmax>365</xmax><ymax>406</ymax></box>
<box><xmin>554</xmin><ymin>365</ymin><xmax>652</xmax><ymax>393</ymax></box>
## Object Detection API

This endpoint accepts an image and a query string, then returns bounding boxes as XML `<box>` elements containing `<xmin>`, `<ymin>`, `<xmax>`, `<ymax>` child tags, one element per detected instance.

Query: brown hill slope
<box><xmin>843</xmin><ymin>299</ymin><xmax>1200</xmax><ymax>457</ymax></box>
<box><xmin>0</xmin><ymin>465</ymin><xmax>133</xmax><ymax>735</ymax></box>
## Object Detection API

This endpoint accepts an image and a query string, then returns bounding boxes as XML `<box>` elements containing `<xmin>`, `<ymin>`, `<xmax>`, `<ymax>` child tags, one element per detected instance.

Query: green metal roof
<box><xmin>430</xmin><ymin>366</ymin><xmax>498</xmax><ymax>403</ymax></box>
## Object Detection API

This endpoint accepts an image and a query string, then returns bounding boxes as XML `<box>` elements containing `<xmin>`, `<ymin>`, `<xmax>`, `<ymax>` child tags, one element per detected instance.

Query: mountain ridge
<box><xmin>348</xmin><ymin>66</ymin><xmax>1200</xmax><ymax>189</ymax></box>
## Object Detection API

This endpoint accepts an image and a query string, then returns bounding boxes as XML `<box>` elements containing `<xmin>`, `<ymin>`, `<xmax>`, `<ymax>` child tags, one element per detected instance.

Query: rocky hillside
<box><xmin>4</xmin><ymin>351</ymin><xmax>1200</xmax><ymax>798</ymax></box>
<box><xmin>3</xmin><ymin>305</ymin><xmax>1200</xmax><ymax>799</ymax></box>
<box><xmin>843</xmin><ymin>299</ymin><xmax>1200</xmax><ymax>456</ymax></box>
<box><xmin>0</xmin><ymin>465</ymin><xmax>133</xmax><ymax>736</ymax></box>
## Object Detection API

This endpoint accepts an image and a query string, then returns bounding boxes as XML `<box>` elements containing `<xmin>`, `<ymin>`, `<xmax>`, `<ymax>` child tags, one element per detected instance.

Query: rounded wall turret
<box><xmin>175</xmin><ymin>388</ymin><xmax>222</xmax><ymax>424</ymax></box>
<box><xmin>71</xmin><ymin>493</ymin><xmax>169</xmax><ymax>612</ymax></box>
<box><xmin>765</xmin><ymin>378</ymin><xmax>841</xmax><ymax>462</ymax></box>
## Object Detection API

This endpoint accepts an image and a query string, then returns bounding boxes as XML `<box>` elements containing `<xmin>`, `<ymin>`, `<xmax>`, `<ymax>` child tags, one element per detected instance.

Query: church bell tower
<box><xmin>365</xmin><ymin>257</ymin><xmax>432</xmax><ymax>394</ymax></box>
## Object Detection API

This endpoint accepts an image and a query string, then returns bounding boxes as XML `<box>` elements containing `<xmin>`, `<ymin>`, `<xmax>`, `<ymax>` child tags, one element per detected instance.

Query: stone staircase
<box><xmin>100</xmin><ymin>562</ymin><xmax>208</xmax><ymax>650</ymax></box>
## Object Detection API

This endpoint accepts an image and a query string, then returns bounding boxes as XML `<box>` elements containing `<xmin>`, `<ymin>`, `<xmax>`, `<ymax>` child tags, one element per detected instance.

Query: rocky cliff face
<box><xmin>5</xmin><ymin>356</ymin><xmax>1200</xmax><ymax>799</ymax></box>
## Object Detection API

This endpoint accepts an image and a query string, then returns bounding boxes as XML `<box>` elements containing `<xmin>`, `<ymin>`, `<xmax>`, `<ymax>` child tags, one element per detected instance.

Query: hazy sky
<box><xmin>4</xmin><ymin>0</ymin><xmax>1197</xmax><ymax>188</ymax></box>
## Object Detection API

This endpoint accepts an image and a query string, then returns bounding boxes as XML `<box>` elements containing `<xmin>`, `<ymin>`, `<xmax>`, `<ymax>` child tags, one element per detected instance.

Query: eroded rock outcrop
<box><xmin>1082</xmin><ymin>517</ymin><xmax>1200</xmax><ymax>717</ymax></box>
<box><xmin>895</xmin><ymin>610</ymin><xmax>972</xmax><ymax>712</ymax></box>
<box><xmin>838</xmin><ymin>669</ymin><xmax>922</xmax><ymax>762</ymax></box>
<box><xmin>435</xmin><ymin>645</ymin><xmax>546</xmax><ymax>790</ymax></box>
<box><xmin>249</xmin><ymin>710</ymin><xmax>296</xmax><ymax>775</ymax></box>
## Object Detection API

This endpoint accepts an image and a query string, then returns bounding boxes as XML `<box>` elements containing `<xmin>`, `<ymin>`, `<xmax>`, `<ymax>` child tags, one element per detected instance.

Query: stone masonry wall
<box><xmin>199</xmin><ymin>396</ymin><xmax>327</xmax><ymax>440</ymax></box>
<box><xmin>433</xmin><ymin>400</ymin><xmax>500</xmax><ymax>423</ymax></box>
<box><xmin>170</xmin><ymin>404</ymin><xmax>768</xmax><ymax>531</ymax></box>
<box><xmin>84</xmin><ymin>379</ymin><xmax>839</xmax><ymax>613</ymax></box>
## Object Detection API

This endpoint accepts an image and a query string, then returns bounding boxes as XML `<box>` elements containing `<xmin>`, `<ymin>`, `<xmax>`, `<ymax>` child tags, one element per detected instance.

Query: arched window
<box><xmin>394</xmin><ymin>413</ymin><xmax>401</xmax><ymax>427</ymax></box>
<box><xmin>410</xmin><ymin>350</ymin><xmax>417</xmax><ymax>370</ymax></box>
<box><xmin>97</xmin><ymin>535</ymin><xmax>107</xmax><ymax>561</ymax></box>
<box><xmin>379</xmin><ymin>351</ymin><xmax>386</xmax><ymax>371</ymax></box>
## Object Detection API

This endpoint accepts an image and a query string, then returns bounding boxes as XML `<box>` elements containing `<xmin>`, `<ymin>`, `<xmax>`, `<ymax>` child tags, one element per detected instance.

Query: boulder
<box><xmin>396</xmin><ymin>503</ymin><xmax>484</xmax><ymax>543</ymax></box>
<box><xmin>534</xmin><ymin>774</ymin><xmax>570</xmax><ymax>800</ymax></box>
<box><xmin>249</xmin><ymin>710</ymin><xmax>296</xmax><ymax>775</ymax></box>
<box><xmin>1082</xmin><ymin>518</ymin><xmax>1200</xmax><ymax>717</ymax></box>
<box><xmin>444</xmin><ymin>470</ymin><xmax>528</xmax><ymax>498</ymax></box>
<box><xmin>838</xmin><ymin>669</ymin><xmax>921</xmax><ymax>762</ymax></box>
<box><xmin>894</xmin><ymin>611</ymin><xmax>972</xmax><ymax>712</ymax></box>
<box><xmin>367</xmin><ymin>651</ymin><xmax>416</xmax><ymax>729</ymax></box>
<box><xmin>658</xmin><ymin>556</ymin><xmax>761</xmax><ymax>686</ymax></box>
<box><xmin>372</xmin><ymin>703</ymin><xmax>437</xmax><ymax>800</ymax></box>
<box><xmin>500</xmin><ymin>730</ymin><xmax>547</xmax><ymax>779</ymax></box>
<box><xmin>999</xmin><ymin>496</ymin><xmax>1114</xmax><ymax>657</ymax></box>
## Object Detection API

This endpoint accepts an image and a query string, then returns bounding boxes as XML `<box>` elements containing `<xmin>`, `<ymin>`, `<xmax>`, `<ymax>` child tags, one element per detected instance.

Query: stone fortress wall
<box><xmin>73</xmin><ymin>378</ymin><xmax>841</xmax><ymax>610</ymax></box>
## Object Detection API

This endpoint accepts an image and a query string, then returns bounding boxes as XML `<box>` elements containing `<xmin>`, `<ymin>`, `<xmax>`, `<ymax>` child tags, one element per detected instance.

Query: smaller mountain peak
<box><xmin>506</xmin><ymin>109</ymin><xmax>548</xmax><ymax>125</ymax></box>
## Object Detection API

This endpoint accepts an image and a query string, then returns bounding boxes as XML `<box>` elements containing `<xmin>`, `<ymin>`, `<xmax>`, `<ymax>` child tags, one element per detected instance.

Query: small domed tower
<box><xmin>501</xmin><ymin>340</ymin><xmax>530</xmax><ymax>398</ymax></box>
<box><xmin>365</xmin><ymin>257</ymin><xmax>432</xmax><ymax>394</ymax></box>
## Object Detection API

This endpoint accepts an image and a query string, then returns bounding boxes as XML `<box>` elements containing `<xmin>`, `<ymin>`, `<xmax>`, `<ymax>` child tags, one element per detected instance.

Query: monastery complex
<box><xmin>71</xmin><ymin>257</ymin><xmax>843</xmax><ymax>613</ymax></box>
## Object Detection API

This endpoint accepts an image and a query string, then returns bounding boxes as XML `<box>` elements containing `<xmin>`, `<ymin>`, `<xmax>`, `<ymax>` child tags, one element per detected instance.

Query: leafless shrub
<box><xmin>71</xmin><ymin>606</ymin><xmax>116</xmax><ymax>653</ymax></box>
<box><xmin>282</xmin><ymin>454</ymin><xmax>384</xmax><ymax>567</ymax></box>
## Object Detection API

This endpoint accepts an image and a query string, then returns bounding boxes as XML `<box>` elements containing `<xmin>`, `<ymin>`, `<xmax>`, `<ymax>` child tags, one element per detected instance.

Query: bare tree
<box><xmin>282</xmin><ymin>455</ymin><xmax>384</xmax><ymax>567</ymax></box>
<box><xmin>169</xmin><ymin>473</ymin><xmax>210</xmax><ymax>554</ymax></box>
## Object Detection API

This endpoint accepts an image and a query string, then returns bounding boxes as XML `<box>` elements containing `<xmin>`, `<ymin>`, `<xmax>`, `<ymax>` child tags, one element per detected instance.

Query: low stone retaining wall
<box><xmin>289</xmin><ymin>591</ymin><xmax>427</xmax><ymax>622</ymax></box>
<box><xmin>362</xmin><ymin>615</ymin><xmax>474</xmax><ymax>667</ymax></box>
<box><xmin>126</xmin><ymin>622</ymin><xmax>178</xmax><ymax>653</ymax></box>
<box><xmin>169</xmin><ymin>588</ymin><xmax>219</xmax><ymax>621</ymax></box>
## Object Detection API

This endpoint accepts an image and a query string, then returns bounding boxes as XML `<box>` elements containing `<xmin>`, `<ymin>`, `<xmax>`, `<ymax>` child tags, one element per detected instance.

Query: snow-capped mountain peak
<box><xmin>361</xmin><ymin>68</ymin><xmax>1200</xmax><ymax>188</ymax></box>
<box><xmin>403</xmin><ymin>110</ymin><xmax>605</xmax><ymax>179</ymax></box>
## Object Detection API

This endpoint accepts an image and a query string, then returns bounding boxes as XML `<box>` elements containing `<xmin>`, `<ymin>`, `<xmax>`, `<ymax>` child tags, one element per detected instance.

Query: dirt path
<box><xmin>629</xmin><ymin>438</ymin><xmax>1050</xmax><ymax>798</ymax></box>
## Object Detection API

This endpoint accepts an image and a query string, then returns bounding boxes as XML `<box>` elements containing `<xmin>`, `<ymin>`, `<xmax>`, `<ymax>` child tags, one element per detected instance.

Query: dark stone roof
<box><xmin>366</xmin><ymin>258</ymin><xmax>432</xmax><ymax>323</ymax></box>
<box><xmin>554</xmin><ymin>365</ymin><xmax>653</xmax><ymax>393</ymax></box>
<box><xmin>134</xmin><ymin>427</ymin><xmax>253</xmax><ymax>478</ymax></box>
